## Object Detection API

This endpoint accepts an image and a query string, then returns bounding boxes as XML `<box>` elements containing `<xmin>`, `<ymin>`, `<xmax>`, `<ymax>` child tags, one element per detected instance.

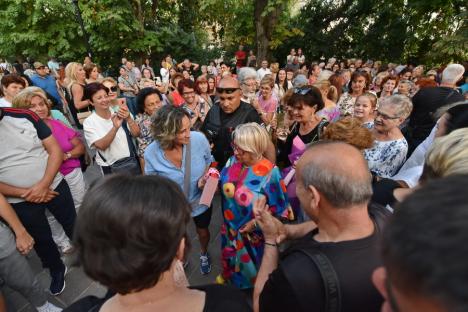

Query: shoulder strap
<box><xmin>183</xmin><ymin>139</ymin><xmax>192</xmax><ymax>197</ymax></box>
<box><xmin>296</xmin><ymin>248</ymin><xmax>342</xmax><ymax>312</ymax></box>
<box><xmin>317</xmin><ymin>118</ymin><xmax>329</xmax><ymax>140</ymax></box>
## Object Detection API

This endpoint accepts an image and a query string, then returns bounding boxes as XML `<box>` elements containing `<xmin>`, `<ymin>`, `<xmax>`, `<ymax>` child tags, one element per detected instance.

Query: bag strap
<box><xmin>296</xmin><ymin>248</ymin><xmax>342</xmax><ymax>312</ymax></box>
<box><xmin>97</xmin><ymin>121</ymin><xmax>136</xmax><ymax>166</ymax></box>
<box><xmin>183</xmin><ymin>138</ymin><xmax>192</xmax><ymax>197</ymax></box>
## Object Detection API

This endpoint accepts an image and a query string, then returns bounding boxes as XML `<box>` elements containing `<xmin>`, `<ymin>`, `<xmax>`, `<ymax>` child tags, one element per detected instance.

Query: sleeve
<box><xmin>56</xmin><ymin>120</ymin><xmax>79</xmax><ymax>141</ymax></box>
<box><xmin>263</xmin><ymin>167</ymin><xmax>293</xmax><ymax>220</ymax></box>
<box><xmin>83</xmin><ymin>117</ymin><xmax>102</xmax><ymax>148</ymax></box>
<box><xmin>201</xmin><ymin>133</ymin><xmax>213</xmax><ymax>165</ymax></box>
<box><xmin>143</xmin><ymin>144</ymin><xmax>158</xmax><ymax>175</ymax></box>
<box><xmin>33</xmin><ymin>117</ymin><xmax>52</xmax><ymax>140</ymax></box>
<box><xmin>259</xmin><ymin>267</ymin><xmax>302</xmax><ymax>312</ymax></box>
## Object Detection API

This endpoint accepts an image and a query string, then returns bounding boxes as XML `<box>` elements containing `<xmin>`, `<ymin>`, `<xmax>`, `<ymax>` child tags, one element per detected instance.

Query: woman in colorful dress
<box><xmin>336</xmin><ymin>71</ymin><xmax>370</xmax><ymax>117</ymax></box>
<box><xmin>219</xmin><ymin>123</ymin><xmax>293</xmax><ymax>290</ymax></box>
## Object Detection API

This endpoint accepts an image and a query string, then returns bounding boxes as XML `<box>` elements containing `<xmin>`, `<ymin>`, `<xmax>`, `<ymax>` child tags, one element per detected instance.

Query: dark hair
<box><xmin>328</xmin><ymin>74</ymin><xmax>344</xmax><ymax>99</ymax></box>
<box><xmin>83</xmin><ymin>63</ymin><xmax>98</xmax><ymax>79</ymax></box>
<box><xmin>84</xmin><ymin>82</ymin><xmax>108</xmax><ymax>101</ymax></box>
<box><xmin>74</xmin><ymin>175</ymin><xmax>191</xmax><ymax>295</ymax></box>
<box><xmin>382</xmin><ymin>175</ymin><xmax>468</xmax><ymax>310</ymax></box>
<box><xmin>141</xmin><ymin>68</ymin><xmax>154</xmax><ymax>80</ymax></box>
<box><xmin>287</xmin><ymin>85</ymin><xmax>325</xmax><ymax>111</ymax></box>
<box><xmin>348</xmin><ymin>71</ymin><xmax>370</xmax><ymax>93</ymax></box>
<box><xmin>195</xmin><ymin>76</ymin><xmax>211</xmax><ymax>94</ymax></box>
<box><xmin>20</xmin><ymin>74</ymin><xmax>32</xmax><ymax>87</ymax></box>
<box><xmin>1</xmin><ymin>74</ymin><xmax>26</xmax><ymax>88</ymax></box>
<box><xmin>444</xmin><ymin>102</ymin><xmax>468</xmax><ymax>135</ymax></box>
<box><xmin>398</xmin><ymin>68</ymin><xmax>412</xmax><ymax>78</ymax></box>
<box><xmin>136</xmin><ymin>87</ymin><xmax>163</xmax><ymax>114</ymax></box>
<box><xmin>177</xmin><ymin>79</ymin><xmax>195</xmax><ymax>94</ymax></box>
<box><xmin>275</xmin><ymin>68</ymin><xmax>288</xmax><ymax>91</ymax></box>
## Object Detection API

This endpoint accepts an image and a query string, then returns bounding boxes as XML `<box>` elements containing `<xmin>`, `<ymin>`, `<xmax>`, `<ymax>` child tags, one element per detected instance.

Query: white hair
<box><xmin>237</xmin><ymin>67</ymin><xmax>257</xmax><ymax>84</ymax></box>
<box><xmin>441</xmin><ymin>64</ymin><xmax>465</xmax><ymax>84</ymax></box>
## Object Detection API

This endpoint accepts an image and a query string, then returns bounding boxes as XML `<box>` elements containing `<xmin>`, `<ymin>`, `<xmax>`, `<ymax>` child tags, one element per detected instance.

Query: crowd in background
<box><xmin>1</xmin><ymin>46</ymin><xmax>468</xmax><ymax>312</ymax></box>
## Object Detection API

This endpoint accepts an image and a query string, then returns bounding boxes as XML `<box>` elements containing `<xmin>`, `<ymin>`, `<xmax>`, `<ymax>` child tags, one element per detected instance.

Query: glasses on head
<box><xmin>293</xmin><ymin>87</ymin><xmax>312</xmax><ymax>95</ymax></box>
<box><xmin>216</xmin><ymin>87</ymin><xmax>239</xmax><ymax>94</ymax></box>
<box><xmin>376</xmin><ymin>110</ymin><xmax>400</xmax><ymax>120</ymax></box>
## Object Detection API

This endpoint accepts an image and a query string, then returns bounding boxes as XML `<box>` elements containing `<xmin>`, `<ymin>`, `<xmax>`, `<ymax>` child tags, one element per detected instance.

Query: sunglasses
<box><xmin>36</xmin><ymin>66</ymin><xmax>45</xmax><ymax>70</ymax></box>
<box><xmin>293</xmin><ymin>87</ymin><xmax>312</xmax><ymax>95</ymax></box>
<box><xmin>216</xmin><ymin>87</ymin><xmax>239</xmax><ymax>94</ymax></box>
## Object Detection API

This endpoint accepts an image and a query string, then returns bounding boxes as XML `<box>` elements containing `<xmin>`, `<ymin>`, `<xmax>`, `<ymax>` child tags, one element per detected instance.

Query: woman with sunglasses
<box><xmin>277</xmin><ymin>86</ymin><xmax>328</xmax><ymax>220</ymax></box>
<box><xmin>364</xmin><ymin>95</ymin><xmax>412</xmax><ymax>178</ymax></box>
<box><xmin>218</xmin><ymin>123</ymin><xmax>292</xmax><ymax>290</ymax></box>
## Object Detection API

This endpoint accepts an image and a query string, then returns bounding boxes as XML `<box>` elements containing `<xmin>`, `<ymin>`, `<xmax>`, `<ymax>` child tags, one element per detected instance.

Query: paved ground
<box><xmin>4</xmin><ymin>164</ymin><xmax>224</xmax><ymax>311</ymax></box>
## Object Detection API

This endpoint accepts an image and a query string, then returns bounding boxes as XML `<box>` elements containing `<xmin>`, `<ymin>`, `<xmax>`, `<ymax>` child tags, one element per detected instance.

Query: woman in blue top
<box><xmin>144</xmin><ymin>105</ymin><xmax>213</xmax><ymax>275</ymax></box>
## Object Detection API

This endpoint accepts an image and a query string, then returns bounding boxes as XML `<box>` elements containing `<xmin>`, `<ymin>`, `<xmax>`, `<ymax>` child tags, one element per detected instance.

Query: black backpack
<box><xmin>281</xmin><ymin>203</ymin><xmax>391</xmax><ymax>312</ymax></box>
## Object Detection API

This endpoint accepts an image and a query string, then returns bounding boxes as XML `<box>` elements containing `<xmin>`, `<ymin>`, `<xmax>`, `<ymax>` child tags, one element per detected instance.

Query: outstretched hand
<box><xmin>253</xmin><ymin>195</ymin><xmax>287</xmax><ymax>243</ymax></box>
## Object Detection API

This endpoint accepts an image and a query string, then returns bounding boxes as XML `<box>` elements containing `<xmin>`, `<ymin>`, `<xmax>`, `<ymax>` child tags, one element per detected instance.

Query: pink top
<box><xmin>49</xmin><ymin>119</ymin><xmax>81</xmax><ymax>175</ymax></box>
<box><xmin>258</xmin><ymin>95</ymin><xmax>278</xmax><ymax>113</ymax></box>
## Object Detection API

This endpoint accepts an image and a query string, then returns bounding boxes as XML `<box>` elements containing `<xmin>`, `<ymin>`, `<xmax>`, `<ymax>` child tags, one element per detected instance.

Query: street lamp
<box><xmin>71</xmin><ymin>0</ymin><xmax>93</xmax><ymax>58</ymax></box>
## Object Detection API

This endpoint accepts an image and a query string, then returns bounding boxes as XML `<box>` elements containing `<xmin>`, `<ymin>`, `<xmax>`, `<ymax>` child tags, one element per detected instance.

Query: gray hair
<box><xmin>441</xmin><ymin>64</ymin><xmax>465</xmax><ymax>84</ymax></box>
<box><xmin>380</xmin><ymin>94</ymin><xmax>413</xmax><ymax>119</ymax></box>
<box><xmin>300</xmin><ymin>141</ymin><xmax>373</xmax><ymax>208</ymax></box>
<box><xmin>237</xmin><ymin>67</ymin><xmax>257</xmax><ymax>84</ymax></box>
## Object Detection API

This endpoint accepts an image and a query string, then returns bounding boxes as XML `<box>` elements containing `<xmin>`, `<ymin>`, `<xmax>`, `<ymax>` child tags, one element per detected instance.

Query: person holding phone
<box><xmin>83</xmin><ymin>82</ymin><xmax>141</xmax><ymax>175</ymax></box>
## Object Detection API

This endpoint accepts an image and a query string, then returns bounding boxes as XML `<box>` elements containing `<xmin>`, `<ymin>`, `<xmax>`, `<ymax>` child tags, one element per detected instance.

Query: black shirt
<box><xmin>201</xmin><ymin>101</ymin><xmax>261</xmax><ymax>168</ymax></box>
<box><xmin>409</xmin><ymin>87</ymin><xmax>464</xmax><ymax>141</ymax></box>
<box><xmin>259</xmin><ymin>206</ymin><xmax>387</xmax><ymax>312</ymax></box>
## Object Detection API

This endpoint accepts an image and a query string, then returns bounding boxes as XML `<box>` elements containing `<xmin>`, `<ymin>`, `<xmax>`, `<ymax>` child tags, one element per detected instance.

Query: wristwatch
<box><xmin>65</xmin><ymin>152</ymin><xmax>72</xmax><ymax>160</ymax></box>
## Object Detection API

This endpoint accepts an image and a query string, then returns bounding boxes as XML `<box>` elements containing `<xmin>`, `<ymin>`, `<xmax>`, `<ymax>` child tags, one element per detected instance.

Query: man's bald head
<box><xmin>218</xmin><ymin>76</ymin><xmax>240</xmax><ymax>89</ymax></box>
<box><xmin>297</xmin><ymin>141</ymin><xmax>372</xmax><ymax>208</ymax></box>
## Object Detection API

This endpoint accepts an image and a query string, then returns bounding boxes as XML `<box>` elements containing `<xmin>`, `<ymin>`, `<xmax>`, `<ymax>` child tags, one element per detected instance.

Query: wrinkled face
<box><xmin>291</xmin><ymin>103</ymin><xmax>317</xmax><ymax>123</ymax></box>
<box><xmin>218</xmin><ymin>89</ymin><xmax>241</xmax><ymax>114</ymax></box>
<box><xmin>398</xmin><ymin>83</ymin><xmax>410</xmax><ymax>95</ymax></box>
<box><xmin>144</xmin><ymin>93</ymin><xmax>162</xmax><ymax>116</ymax></box>
<box><xmin>374</xmin><ymin>103</ymin><xmax>403</xmax><ymax>132</ymax></box>
<box><xmin>90</xmin><ymin>89</ymin><xmax>110</xmax><ymax>111</ymax></box>
<box><xmin>260</xmin><ymin>84</ymin><xmax>272</xmax><ymax>98</ymax></box>
<box><xmin>383</xmin><ymin>79</ymin><xmax>397</xmax><ymax>92</ymax></box>
<box><xmin>182</xmin><ymin>86</ymin><xmax>196</xmax><ymax>105</ymax></box>
<box><xmin>29</xmin><ymin>95</ymin><xmax>49</xmax><ymax>119</ymax></box>
<box><xmin>351</xmin><ymin>76</ymin><xmax>366</xmax><ymax>94</ymax></box>
<box><xmin>175</xmin><ymin>116</ymin><xmax>191</xmax><ymax>146</ymax></box>
<box><xmin>354</xmin><ymin>96</ymin><xmax>374</xmax><ymax>119</ymax></box>
<box><xmin>3</xmin><ymin>82</ymin><xmax>24</xmax><ymax>98</ymax></box>
<box><xmin>241</xmin><ymin>78</ymin><xmax>257</xmax><ymax>97</ymax></box>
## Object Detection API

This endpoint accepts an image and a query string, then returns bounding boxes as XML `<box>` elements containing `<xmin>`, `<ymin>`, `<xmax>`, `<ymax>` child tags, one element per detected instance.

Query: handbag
<box><xmin>183</xmin><ymin>139</ymin><xmax>192</xmax><ymax>197</ymax></box>
<box><xmin>98</xmin><ymin>121</ymin><xmax>141</xmax><ymax>175</ymax></box>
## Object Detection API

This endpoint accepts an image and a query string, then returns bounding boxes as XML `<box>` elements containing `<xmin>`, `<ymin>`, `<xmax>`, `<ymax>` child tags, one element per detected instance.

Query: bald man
<box><xmin>253</xmin><ymin>141</ymin><xmax>390</xmax><ymax>312</ymax></box>
<box><xmin>201</xmin><ymin>77</ymin><xmax>276</xmax><ymax>168</ymax></box>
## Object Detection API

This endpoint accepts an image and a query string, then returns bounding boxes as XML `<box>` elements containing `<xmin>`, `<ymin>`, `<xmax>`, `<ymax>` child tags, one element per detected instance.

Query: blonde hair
<box><xmin>313</xmin><ymin>80</ymin><xmax>338</xmax><ymax>102</ymax></box>
<box><xmin>423</xmin><ymin>128</ymin><xmax>468</xmax><ymax>181</ymax></box>
<box><xmin>233</xmin><ymin>123</ymin><xmax>270</xmax><ymax>158</ymax></box>
<box><xmin>322</xmin><ymin>117</ymin><xmax>374</xmax><ymax>150</ymax></box>
<box><xmin>12</xmin><ymin>87</ymin><xmax>51</xmax><ymax>115</ymax></box>
<box><xmin>356</xmin><ymin>92</ymin><xmax>378</xmax><ymax>109</ymax></box>
<box><xmin>260</xmin><ymin>75</ymin><xmax>275</xmax><ymax>88</ymax></box>
<box><xmin>101</xmin><ymin>77</ymin><xmax>117</xmax><ymax>86</ymax></box>
<box><xmin>270</xmin><ymin>63</ymin><xmax>279</xmax><ymax>74</ymax></box>
<box><xmin>65</xmin><ymin>62</ymin><xmax>84</xmax><ymax>89</ymax></box>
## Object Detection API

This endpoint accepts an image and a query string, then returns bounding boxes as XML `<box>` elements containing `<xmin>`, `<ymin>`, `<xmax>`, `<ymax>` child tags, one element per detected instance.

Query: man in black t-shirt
<box><xmin>408</xmin><ymin>64</ymin><xmax>464</xmax><ymax>153</ymax></box>
<box><xmin>253</xmin><ymin>142</ymin><xmax>389</xmax><ymax>312</ymax></box>
<box><xmin>201</xmin><ymin>76</ymin><xmax>275</xmax><ymax>168</ymax></box>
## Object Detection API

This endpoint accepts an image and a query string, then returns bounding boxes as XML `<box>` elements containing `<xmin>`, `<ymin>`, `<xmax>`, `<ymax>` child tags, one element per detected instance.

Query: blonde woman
<box><xmin>315</xmin><ymin>79</ymin><xmax>340</xmax><ymax>122</ymax></box>
<box><xmin>219</xmin><ymin>123</ymin><xmax>292</xmax><ymax>289</ymax></box>
<box><xmin>13</xmin><ymin>88</ymin><xmax>86</xmax><ymax>253</ymax></box>
<box><xmin>253</xmin><ymin>75</ymin><xmax>277</xmax><ymax>126</ymax></box>
<box><xmin>65</xmin><ymin>62</ymin><xmax>90</xmax><ymax>128</ymax></box>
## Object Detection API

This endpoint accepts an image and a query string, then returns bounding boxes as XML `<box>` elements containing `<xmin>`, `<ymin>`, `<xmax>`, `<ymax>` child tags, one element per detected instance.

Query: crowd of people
<box><xmin>1</xmin><ymin>48</ymin><xmax>468</xmax><ymax>312</ymax></box>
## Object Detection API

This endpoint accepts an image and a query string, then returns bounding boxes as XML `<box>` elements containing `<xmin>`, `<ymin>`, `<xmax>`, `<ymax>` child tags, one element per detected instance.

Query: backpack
<box><xmin>281</xmin><ymin>203</ymin><xmax>391</xmax><ymax>312</ymax></box>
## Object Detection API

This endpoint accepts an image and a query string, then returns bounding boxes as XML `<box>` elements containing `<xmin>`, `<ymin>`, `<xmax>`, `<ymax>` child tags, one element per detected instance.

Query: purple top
<box><xmin>49</xmin><ymin>119</ymin><xmax>81</xmax><ymax>175</ymax></box>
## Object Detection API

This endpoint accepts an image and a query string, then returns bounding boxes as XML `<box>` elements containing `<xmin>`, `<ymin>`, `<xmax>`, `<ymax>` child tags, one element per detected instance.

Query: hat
<box><xmin>426</xmin><ymin>69</ymin><xmax>437</xmax><ymax>76</ymax></box>
<box><xmin>292</xmin><ymin>74</ymin><xmax>308</xmax><ymax>88</ymax></box>
<box><xmin>33</xmin><ymin>62</ymin><xmax>44</xmax><ymax>69</ymax></box>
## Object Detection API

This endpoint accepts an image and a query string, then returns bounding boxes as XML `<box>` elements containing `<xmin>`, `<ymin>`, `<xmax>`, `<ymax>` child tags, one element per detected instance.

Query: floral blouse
<box><xmin>317</xmin><ymin>106</ymin><xmax>341</xmax><ymax>122</ymax></box>
<box><xmin>337</xmin><ymin>92</ymin><xmax>357</xmax><ymax>117</ymax></box>
<box><xmin>135</xmin><ymin>113</ymin><xmax>153</xmax><ymax>157</ymax></box>
<box><xmin>364</xmin><ymin>138</ymin><xmax>408</xmax><ymax>178</ymax></box>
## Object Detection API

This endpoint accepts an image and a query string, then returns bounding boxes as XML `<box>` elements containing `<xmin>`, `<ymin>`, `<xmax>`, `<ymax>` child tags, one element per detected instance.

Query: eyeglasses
<box><xmin>35</xmin><ymin>66</ymin><xmax>45</xmax><ymax>70</ymax></box>
<box><xmin>376</xmin><ymin>110</ymin><xmax>401</xmax><ymax>120</ymax></box>
<box><xmin>293</xmin><ymin>87</ymin><xmax>312</xmax><ymax>95</ymax></box>
<box><xmin>230</xmin><ymin>142</ymin><xmax>245</xmax><ymax>154</ymax></box>
<box><xmin>216</xmin><ymin>87</ymin><xmax>239</xmax><ymax>94</ymax></box>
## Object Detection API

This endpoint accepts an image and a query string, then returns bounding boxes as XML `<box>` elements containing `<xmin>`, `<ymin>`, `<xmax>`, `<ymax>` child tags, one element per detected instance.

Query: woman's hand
<box><xmin>239</xmin><ymin>219</ymin><xmax>257</xmax><ymax>234</ymax></box>
<box><xmin>112</xmin><ymin>114</ymin><xmax>124</xmax><ymax>129</ymax></box>
<box><xmin>15</xmin><ymin>229</ymin><xmax>34</xmax><ymax>255</ymax></box>
<box><xmin>22</xmin><ymin>182</ymin><xmax>59</xmax><ymax>203</ymax></box>
<box><xmin>253</xmin><ymin>195</ymin><xmax>286</xmax><ymax>243</ymax></box>
<box><xmin>197</xmin><ymin>176</ymin><xmax>207</xmax><ymax>189</ymax></box>
<box><xmin>117</xmin><ymin>105</ymin><xmax>131</xmax><ymax>120</ymax></box>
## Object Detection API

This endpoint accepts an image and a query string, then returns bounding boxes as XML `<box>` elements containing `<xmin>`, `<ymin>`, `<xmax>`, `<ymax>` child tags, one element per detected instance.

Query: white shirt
<box><xmin>160</xmin><ymin>67</ymin><xmax>169</xmax><ymax>83</ymax></box>
<box><xmin>83</xmin><ymin>111</ymin><xmax>130</xmax><ymax>166</ymax></box>
<box><xmin>257</xmin><ymin>68</ymin><xmax>271</xmax><ymax>80</ymax></box>
<box><xmin>0</xmin><ymin>98</ymin><xmax>11</xmax><ymax>107</ymax></box>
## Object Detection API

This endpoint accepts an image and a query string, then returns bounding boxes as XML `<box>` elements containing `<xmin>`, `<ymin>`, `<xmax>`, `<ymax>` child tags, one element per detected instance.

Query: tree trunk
<box><xmin>254</xmin><ymin>0</ymin><xmax>285</xmax><ymax>64</ymax></box>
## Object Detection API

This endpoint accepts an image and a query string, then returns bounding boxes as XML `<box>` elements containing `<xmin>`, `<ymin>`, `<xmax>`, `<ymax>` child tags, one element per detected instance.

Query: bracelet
<box><xmin>264</xmin><ymin>241</ymin><xmax>277</xmax><ymax>247</ymax></box>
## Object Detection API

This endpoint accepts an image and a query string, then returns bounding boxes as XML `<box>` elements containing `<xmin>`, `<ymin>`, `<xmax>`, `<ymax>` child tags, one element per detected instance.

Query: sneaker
<box><xmin>50</xmin><ymin>265</ymin><xmax>67</xmax><ymax>295</ymax></box>
<box><xmin>37</xmin><ymin>301</ymin><xmax>63</xmax><ymax>312</ymax></box>
<box><xmin>199</xmin><ymin>253</ymin><xmax>211</xmax><ymax>275</ymax></box>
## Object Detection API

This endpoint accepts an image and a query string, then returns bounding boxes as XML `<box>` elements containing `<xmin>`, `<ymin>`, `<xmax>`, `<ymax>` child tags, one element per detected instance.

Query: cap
<box><xmin>426</xmin><ymin>69</ymin><xmax>437</xmax><ymax>76</ymax></box>
<box><xmin>33</xmin><ymin>62</ymin><xmax>44</xmax><ymax>69</ymax></box>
